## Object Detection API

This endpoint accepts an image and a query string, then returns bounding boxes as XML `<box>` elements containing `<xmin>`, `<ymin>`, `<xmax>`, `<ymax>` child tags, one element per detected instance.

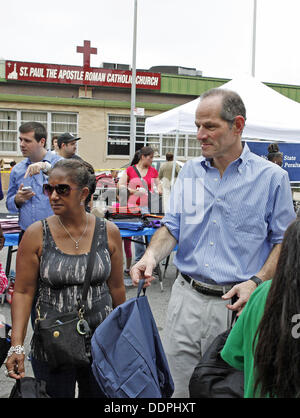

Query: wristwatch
<box><xmin>250</xmin><ymin>275</ymin><xmax>263</xmax><ymax>287</ymax></box>
<box><xmin>42</xmin><ymin>162</ymin><xmax>51</xmax><ymax>174</ymax></box>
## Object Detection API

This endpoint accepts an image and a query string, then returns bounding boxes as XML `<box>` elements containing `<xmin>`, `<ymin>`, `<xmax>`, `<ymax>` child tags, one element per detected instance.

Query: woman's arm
<box><xmin>154</xmin><ymin>176</ymin><xmax>163</xmax><ymax>195</ymax></box>
<box><xmin>106</xmin><ymin>220</ymin><xmax>126</xmax><ymax>308</ymax></box>
<box><xmin>6</xmin><ymin>222</ymin><xmax>43</xmax><ymax>379</ymax></box>
<box><xmin>119</xmin><ymin>171</ymin><xmax>146</xmax><ymax>196</ymax></box>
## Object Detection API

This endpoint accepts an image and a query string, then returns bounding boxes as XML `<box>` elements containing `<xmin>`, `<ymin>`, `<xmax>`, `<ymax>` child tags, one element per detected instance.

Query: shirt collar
<box><xmin>200</xmin><ymin>142</ymin><xmax>251</xmax><ymax>173</ymax></box>
<box><xmin>26</xmin><ymin>150</ymin><xmax>53</xmax><ymax>165</ymax></box>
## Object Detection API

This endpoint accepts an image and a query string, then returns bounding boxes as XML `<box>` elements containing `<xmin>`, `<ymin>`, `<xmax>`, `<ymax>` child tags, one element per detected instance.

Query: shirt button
<box><xmin>216</xmin><ymin>198</ymin><xmax>221</xmax><ymax>202</ymax></box>
<box><xmin>213</xmin><ymin>220</ymin><xmax>217</xmax><ymax>224</ymax></box>
<box><xmin>214</xmin><ymin>178</ymin><xmax>218</xmax><ymax>181</ymax></box>
<box><xmin>205</xmin><ymin>263</ymin><xmax>209</xmax><ymax>267</ymax></box>
<box><xmin>210</xmin><ymin>242</ymin><xmax>214</xmax><ymax>246</ymax></box>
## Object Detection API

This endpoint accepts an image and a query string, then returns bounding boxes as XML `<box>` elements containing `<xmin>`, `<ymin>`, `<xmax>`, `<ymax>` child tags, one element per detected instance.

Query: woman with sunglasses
<box><xmin>5</xmin><ymin>159</ymin><xmax>125</xmax><ymax>398</ymax></box>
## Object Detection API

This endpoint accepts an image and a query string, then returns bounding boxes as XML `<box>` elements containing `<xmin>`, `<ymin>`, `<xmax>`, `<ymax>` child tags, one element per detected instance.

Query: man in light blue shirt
<box><xmin>6</xmin><ymin>122</ymin><xmax>62</xmax><ymax>235</ymax></box>
<box><xmin>131</xmin><ymin>88</ymin><xmax>296</xmax><ymax>397</ymax></box>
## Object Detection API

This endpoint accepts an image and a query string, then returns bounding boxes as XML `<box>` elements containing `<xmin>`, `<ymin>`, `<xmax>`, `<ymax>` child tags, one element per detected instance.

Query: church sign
<box><xmin>5</xmin><ymin>41</ymin><xmax>161</xmax><ymax>90</ymax></box>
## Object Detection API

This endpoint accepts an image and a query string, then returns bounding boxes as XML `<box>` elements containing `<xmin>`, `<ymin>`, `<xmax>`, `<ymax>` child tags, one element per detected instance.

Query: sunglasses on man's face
<box><xmin>43</xmin><ymin>183</ymin><xmax>80</xmax><ymax>197</ymax></box>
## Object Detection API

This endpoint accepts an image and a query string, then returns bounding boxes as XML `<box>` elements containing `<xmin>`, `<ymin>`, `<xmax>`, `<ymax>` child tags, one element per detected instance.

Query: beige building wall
<box><xmin>0</xmin><ymin>100</ymin><xmax>160</xmax><ymax>190</ymax></box>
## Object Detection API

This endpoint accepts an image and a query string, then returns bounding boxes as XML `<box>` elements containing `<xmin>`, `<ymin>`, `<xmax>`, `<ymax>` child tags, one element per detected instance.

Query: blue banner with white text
<box><xmin>247</xmin><ymin>141</ymin><xmax>300</xmax><ymax>183</ymax></box>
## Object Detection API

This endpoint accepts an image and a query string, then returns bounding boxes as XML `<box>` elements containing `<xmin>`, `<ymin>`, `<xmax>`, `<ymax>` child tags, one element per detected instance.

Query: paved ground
<box><xmin>0</xmin><ymin>194</ymin><xmax>176</xmax><ymax>398</ymax></box>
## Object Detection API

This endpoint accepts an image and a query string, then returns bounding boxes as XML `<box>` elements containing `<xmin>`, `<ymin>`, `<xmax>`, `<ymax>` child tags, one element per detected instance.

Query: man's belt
<box><xmin>181</xmin><ymin>273</ymin><xmax>228</xmax><ymax>297</ymax></box>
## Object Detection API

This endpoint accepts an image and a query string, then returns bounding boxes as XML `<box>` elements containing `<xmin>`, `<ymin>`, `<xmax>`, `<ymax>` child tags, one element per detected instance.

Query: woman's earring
<box><xmin>80</xmin><ymin>201</ymin><xmax>84</xmax><ymax>206</ymax></box>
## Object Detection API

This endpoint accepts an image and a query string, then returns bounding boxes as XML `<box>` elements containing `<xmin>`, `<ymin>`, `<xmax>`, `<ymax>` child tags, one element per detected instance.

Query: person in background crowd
<box><xmin>119</xmin><ymin>146</ymin><xmax>162</xmax><ymax>264</ymax></box>
<box><xmin>57</xmin><ymin>133</ymin><xmax>82</xmax><ymax>160</ymax></box>
<box><xmin>81</xmin><ymin>160</ymin><xmax>96</xmax><ymax>213</ymax></box>
<box><xmin>9</xmin><ymin>161</ymin><xmax>17</xmax><ymax>171</ymax></box>
<box><xmin>130</xmin><ymin>88</ymin><xmax>295</xmax><ymax>397</ymax></box>
<box><xmin>5</xmin><ymin>159</ymin><xmax>125</xmax><ymax>398</ymax></box>
<box><xmin>267</xmin><ymin>143</ymin><xmax>283</xmax><ymax>167</ymax></box>
<box><xmin>6</xmin><ymin>122</ymin><xmax>62</xmax><ymax>242</ymax></box>
<box><xmin>110</xmin><ymin>168</ymin><xmax>132</xmax><ymax>281</ymax></box>
<box><xmin>221</xmin><ymin>218</ymin><xmax>300</xmax><ymax>397</ymax></box>
<box><xmin>51</xmin><ymin>136</ymin><xmax>59</xmax><ymax>154</ymax></box>
<box><xmin>158</xmin><ymin>152</ymin><xmax>181</xmax><ymax>212</ymax></box>
<box><xmin>110</xmin><ymin>169</ymin><xmax>119</xmax><ymax>185</ymax></box>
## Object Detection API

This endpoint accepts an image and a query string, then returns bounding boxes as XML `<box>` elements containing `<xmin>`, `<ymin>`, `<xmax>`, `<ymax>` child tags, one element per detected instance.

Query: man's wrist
<box><xmin>249</xmin><ymin>275</ymin><xmax>263</xmax><ymax>287</ymax></box>
<box><xmin>42</xmin><ymin>161</ymin><xmax>51</xmax><ymax>174</ymax></box>
<box><xmin>14</xmin><ymin>196</ymin><xmax>22</xmax><ymax>209</ymax></box>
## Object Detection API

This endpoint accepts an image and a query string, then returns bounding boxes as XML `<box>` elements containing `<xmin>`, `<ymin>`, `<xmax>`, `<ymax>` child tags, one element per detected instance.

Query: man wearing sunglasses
<box><xmin>6</xmin><ymin>122</ymin><xmax>62</xmax><ymax>240</ymax></box>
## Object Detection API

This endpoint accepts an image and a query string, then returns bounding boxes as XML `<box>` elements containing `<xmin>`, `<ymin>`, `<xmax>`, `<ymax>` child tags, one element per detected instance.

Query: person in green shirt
<box><xmin>221</xmin><ymin>217</ymin><xmax>300</xmax><ymax>398</ymax></box>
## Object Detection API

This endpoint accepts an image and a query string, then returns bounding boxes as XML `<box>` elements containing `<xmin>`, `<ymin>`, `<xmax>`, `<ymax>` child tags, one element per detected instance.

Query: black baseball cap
<box><xmin>57</xmin><ymin>133</ymin><xmax>81</xmax><ymax>148</ymax></box>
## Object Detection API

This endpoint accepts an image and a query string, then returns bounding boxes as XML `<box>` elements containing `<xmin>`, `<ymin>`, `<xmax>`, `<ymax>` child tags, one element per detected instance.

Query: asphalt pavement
<box><xmin>0</xmin><ymin>194</ymin><xmax>176</xmax><ymax>398</ymax></box>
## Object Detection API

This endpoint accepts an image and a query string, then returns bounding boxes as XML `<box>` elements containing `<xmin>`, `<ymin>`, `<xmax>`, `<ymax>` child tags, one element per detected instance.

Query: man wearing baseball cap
<box><xmin>57</xmin><ymin>132</ymin><xmax>82</xmax><ymax>160</ymax></box>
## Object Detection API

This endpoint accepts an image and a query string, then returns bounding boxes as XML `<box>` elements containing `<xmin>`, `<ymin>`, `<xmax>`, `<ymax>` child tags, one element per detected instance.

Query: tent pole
<box><xmin>130</xmin><ymin>0</ymin><xmax>137</xmax><ymax>162</ymax></box>
<box><xmin>171</xmin><ymin>130</ymin><xmax>179</xmax><ymax>187</ymax></box>
<box><xmin>251</xmin><ymin>0</ymin><xmax>257</xmax><ymax>77</ymax></box>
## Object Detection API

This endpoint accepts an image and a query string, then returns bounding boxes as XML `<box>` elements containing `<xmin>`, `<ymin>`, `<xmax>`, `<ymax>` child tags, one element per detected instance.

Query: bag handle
<box><xmin>80</xmin><ymin>217</ymin><xmax>101</xmax><ymax>308</ymax></box>
<box><xmin>137</xmin><ymin>279</ymin><xmax>146</xmax><ymax>297</ymax></box>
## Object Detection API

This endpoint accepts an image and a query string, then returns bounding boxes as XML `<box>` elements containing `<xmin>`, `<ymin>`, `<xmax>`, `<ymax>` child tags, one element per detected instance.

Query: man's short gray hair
<box><xmin>201</xmin><ymin>88</ymin><xmax>246</xmax><ymax>127</ymax></box>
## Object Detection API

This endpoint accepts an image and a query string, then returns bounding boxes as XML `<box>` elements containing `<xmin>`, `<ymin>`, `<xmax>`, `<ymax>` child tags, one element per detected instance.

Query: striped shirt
<box><xmin>6</xmin><ymin>150</ymin><xmax>62</xmax><ymax>230</ymax></box>
<box><xmin>162</xmin><ymin>143</ymin><xmax>296</xmax><ymax>285</ymax></box>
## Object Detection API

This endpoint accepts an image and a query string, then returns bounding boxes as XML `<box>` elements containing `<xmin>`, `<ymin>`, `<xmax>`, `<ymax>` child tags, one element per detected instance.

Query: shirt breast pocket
<box><xmin>230</xmin><ymin>203</ymin><xmax>267</xmax><ymax>237</ymax></box>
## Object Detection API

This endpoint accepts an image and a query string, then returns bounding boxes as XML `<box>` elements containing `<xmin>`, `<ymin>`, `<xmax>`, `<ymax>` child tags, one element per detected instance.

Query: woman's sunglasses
<box><xmin>43</xmin><ymin>183</ymin><xmax>80</xmax><ymax>197</ymax></box>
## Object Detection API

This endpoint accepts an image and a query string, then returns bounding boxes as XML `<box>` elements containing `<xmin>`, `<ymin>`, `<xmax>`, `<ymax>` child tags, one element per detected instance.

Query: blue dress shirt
<box><xmin>162</xmin><ymin>143</ymin><xmax>296</xmax><ymax>285</ymax></box>
<box><xmin>6</xmin><ymin>151</ymin><xmax>62</xmax><ymax>230</ymax></box>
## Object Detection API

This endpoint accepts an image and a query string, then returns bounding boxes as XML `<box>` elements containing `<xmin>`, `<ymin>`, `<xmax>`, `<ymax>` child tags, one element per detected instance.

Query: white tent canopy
<box><xmin>145</xmin><ymin>75</ymin><xmax>300</xmax><ymax>143</ymax></box>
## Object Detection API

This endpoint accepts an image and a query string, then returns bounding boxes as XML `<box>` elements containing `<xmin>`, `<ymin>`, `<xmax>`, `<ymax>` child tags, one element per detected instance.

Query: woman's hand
<box><xmin>5</xmin><ymin>353</ymin><xmax>25</xmax><ymax>380</ymax></box>
<box><xmin>134</xmin><ymin>187</ymin><xmax>147</xmax><ymax>197</ymax></box>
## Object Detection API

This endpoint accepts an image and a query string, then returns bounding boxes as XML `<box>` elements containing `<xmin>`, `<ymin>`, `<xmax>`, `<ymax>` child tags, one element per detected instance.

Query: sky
<box><xmin>2</xmin><ymin>0</ymin><xmax>300</xmax><ymax>86</ymax></box>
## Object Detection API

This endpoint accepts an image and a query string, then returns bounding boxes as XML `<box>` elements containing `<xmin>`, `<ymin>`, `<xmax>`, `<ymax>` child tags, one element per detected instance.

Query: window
<box><xmin>187</xmin><ymin>135</ymin><xmax>202</xmax><ymax>157</ymax></box>
<box><xmin>107</xmin><ymin>115</ymin><xmax>146</xmax><ymax>156</ymax></box>
<box><xmin>0</xmin><ymin>109</ymin><xmax>78</xmax><ymax>154</ymax></box>
<box><xmin>147</xmin><ymin>133</ymin><xmax>201</xmax><ymax>159</ymax></box>
<box><xmin>107</xmin><ymin>114</ymin><xmax>202</xmax><ymax>159</ymax></box>
<box><xmin>0</xmin><ymin>110</ymin><xmax>18</xmax><ymax>151</ymax></box>
<box><xmin>21</xmin><ymin>111</ymin><xmax>47</xmax><ymax>125</ymax></box>
<box><xmin>51</xmin><ymin>113</ymin><xmax>78</xmax><ymax>137</ymax></box>
<box><xmin>162</xmin><ymin>134</ymin><xmax>185</xmax><ymax>157</ymax></box>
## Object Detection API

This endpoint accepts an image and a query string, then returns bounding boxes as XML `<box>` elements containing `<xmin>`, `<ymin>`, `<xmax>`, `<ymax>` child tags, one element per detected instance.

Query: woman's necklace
<box><xmin>57</xmin><ymin>215</ymin><xmax>89</xmax><ymax>249</ymax></box>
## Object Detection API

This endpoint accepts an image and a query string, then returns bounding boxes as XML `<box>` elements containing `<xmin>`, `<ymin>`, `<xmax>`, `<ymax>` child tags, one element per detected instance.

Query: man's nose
<box><xmin>197</xmin><ymin>126</ymin><xmax>207</xmax><ymax>141</ymax></box>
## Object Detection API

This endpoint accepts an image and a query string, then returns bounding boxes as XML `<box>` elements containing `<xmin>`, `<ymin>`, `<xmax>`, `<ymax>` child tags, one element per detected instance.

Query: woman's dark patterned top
<box><xmin>32</xmin><ymin>216</ymin><xmax>113</xmax><ymax>361</ymax></box>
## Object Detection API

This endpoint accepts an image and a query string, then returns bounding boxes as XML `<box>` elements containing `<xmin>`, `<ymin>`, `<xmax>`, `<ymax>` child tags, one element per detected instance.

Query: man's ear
<box><xmin>40</xmin><ymin>137</ymin><xmax>47</xmax><ymax>148</ymax></box>
<box><xmin>233</xmin><ymin>115</ymin><xmax>245</xmax><ymax>135</ymax></box>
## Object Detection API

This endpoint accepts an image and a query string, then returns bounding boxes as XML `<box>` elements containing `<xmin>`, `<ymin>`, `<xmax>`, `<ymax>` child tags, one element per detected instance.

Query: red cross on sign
<box><xmin>76</xmin><ymin>40</ymin><xmax>97</xmax><ymax>68</ymax></box>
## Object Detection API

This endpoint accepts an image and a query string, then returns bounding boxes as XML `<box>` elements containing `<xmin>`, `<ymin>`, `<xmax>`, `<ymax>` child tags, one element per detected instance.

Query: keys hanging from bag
<box><xmin>33</xmin><ymin>219</ymin><xmax>100</xmax><ymax>371</ymax></box>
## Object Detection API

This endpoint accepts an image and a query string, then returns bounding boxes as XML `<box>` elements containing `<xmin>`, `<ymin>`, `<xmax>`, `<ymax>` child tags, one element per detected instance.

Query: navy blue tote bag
<box><xmin>91</xmin><ymin>279</ymin><xmax>174</xmax><ymax>398</ymax></box>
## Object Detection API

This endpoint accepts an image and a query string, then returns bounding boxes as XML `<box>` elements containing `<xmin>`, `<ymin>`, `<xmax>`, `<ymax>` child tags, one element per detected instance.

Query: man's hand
<box><xmin>222</xmin><ymin>279</ymin><xmax>257</xmax><ymax>316</ymax></box>
<box><xmin>130</xmin><ymin>252</ymin><xmax>157</xmax><ymax>288</ymax></box>
<box><xmin>24</xmin><ymin>162</ymin><xmax>49</xmax><ymax>178</ymax></box>
<box><xmin>14</xmin><ymin>183</ymin><xmax>35</xmax><ymax>207</ymax></box>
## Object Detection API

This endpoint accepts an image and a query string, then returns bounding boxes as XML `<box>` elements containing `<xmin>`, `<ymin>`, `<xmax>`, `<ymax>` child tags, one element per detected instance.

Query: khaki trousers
<box><xmin>162</xmin><ymin>275</ymin><xmax>232</xmax><ymax>398</ymax></box>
